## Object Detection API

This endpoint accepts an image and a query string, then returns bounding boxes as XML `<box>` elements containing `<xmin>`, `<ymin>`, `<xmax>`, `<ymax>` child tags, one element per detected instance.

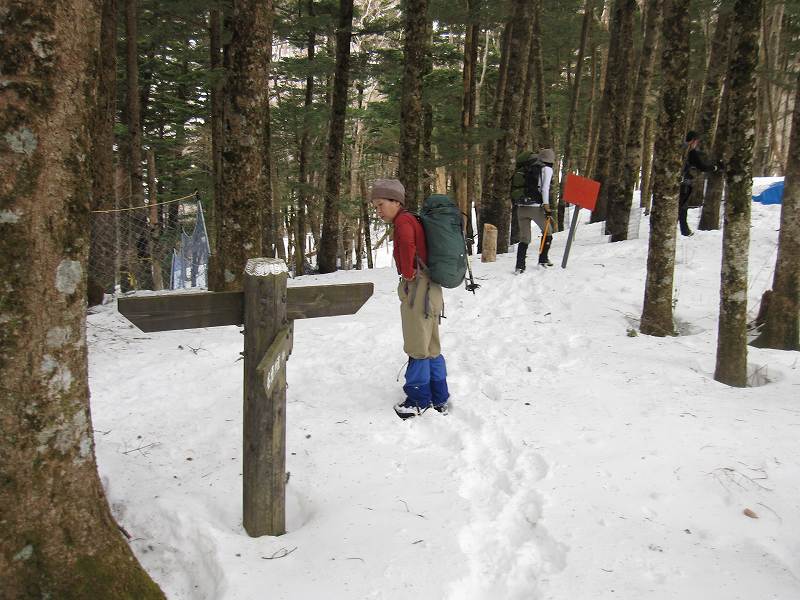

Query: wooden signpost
<box><xmin>118</xmin><ymin>258</ymin><xmax>373</xmax><ymax>537</ymax></box>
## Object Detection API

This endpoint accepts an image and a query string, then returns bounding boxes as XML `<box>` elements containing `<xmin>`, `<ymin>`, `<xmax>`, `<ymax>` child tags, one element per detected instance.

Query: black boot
<box><xmin>538</xmin><ymin>236</ymin><xmax>553</xmax><ymax>267</ymax></box>
<box><xmin>515</xmin><ymin>242</ymin><xmax>528</xmax><ymax>273</ymax></box>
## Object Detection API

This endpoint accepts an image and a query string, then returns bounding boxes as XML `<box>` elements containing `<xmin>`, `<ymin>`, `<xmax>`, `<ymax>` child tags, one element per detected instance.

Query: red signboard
<box><xmin>563</xmin><ymin>173</ymin><xmax>601</xmax><ymax>211</ymax></box>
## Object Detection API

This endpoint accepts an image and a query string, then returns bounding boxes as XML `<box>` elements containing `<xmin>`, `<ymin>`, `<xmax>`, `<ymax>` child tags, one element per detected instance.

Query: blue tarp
<box><xmin>753</xmin><ymin>181</ymin><xmax>784</xmax><ymax>205</ymax></box>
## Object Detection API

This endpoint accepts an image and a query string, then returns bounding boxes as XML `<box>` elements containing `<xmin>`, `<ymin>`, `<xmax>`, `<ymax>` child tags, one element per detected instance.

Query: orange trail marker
<box><xmin>561</xmin><ymin>173</ymin><xmax>601</xmax><ymax>268</ymax></box>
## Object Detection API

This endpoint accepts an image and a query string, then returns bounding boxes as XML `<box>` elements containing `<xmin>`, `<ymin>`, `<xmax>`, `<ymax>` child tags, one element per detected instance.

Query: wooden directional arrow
<box><xmin>117</xmin><ymin>282</ymin><xmax>374</xmax><ymax>332</ymax></box>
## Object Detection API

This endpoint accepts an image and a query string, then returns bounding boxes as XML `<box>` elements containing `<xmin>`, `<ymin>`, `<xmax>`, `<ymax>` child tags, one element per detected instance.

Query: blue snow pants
<box><xmin>404</xmin><ymin>355</ymin><xmax>450</xmax><ymax>409</ymax></box>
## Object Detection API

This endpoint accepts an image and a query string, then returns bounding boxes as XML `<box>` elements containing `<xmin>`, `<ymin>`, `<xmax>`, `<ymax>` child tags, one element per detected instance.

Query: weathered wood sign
<box><xmin>118</xmin><ymin>258</ymin><xmax>373</xmax><ymax>537</ymax></box>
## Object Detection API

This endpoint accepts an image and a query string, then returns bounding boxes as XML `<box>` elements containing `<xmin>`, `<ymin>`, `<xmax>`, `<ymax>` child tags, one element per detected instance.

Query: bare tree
<box><xmin>397</xmin><ymin>0</ymin><xmax>429</xmax><ymax>212</ymax></box>
<box><xmin>318</xmin><ymin>0</ymin><xmax>354</xmax><ymax>273</ymax></box>
<box><xmin>482</xmin><ymin>0</ymin><xmax>535</xmax><ymax>255</ymax></box>
<box><xmin>640</xmin><ymin>0</ymin><xmax>691</xmax><ymax>336</ymax></box>
<box><xmin>752</xmin><ymin>71</ymin><xmax>800</xmax><ymax>350</ymax></box>
<box><xmin>614</xmin><ymin>0</ymin><xmax>662</xmax><ymax>241</ymax></box>
<box><xmin>211</xmin><ymin>0</ymin><xmax>273</xmax><ymax>290</ymax></box>
<box><xmin>0</xmin><ymin>1</ymin><xmax>164</xmax><ymax>595</ymax></box>
<box><xmin>714</xmin><ymin>0</ymin><xmax>763</xmax><ymax>387</ymax></box>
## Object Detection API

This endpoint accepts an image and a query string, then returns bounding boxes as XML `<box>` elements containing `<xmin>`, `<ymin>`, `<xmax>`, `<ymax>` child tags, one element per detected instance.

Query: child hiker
<box><xmin>370</xmin><ymin>178</ymin><xmax>450</xmax><ymax>419</ymax></box>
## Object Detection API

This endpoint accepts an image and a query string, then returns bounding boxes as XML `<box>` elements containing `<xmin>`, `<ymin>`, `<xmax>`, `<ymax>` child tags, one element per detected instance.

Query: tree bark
<box><xmin>531</xmin><ymin>0</ymin><xmax>551</xmax><ymax>148</ymax></box>
<box><xmin>125</xmin><ymin>0</ymin><xmax>152</xmax><ymax>290</ymax></box>
<box><xmin>210</xmin><ymin>8</ymin><xmax>224</xmax><ymax>255</ymax></box>
<box><xmin>212</xmin><ymin>0</ymin><xmax>273</xmax><ymax>290</ymax></box>
<box><xmin>688</xmin><ymin>4</ymin><xmax>733</xmax><ymax>208</ymax></box>
<box><xmin>397</xmin><ymin>0</ymin><xmax>429</xmax><ymax>212</ymax></box>
<box><xmin>561</xmin><ymin>0</ymin><xmax>593</xmax><ymax>216</ymax></box>
<box><xmin>714</xmin><ymin>0</ymin><xmax>763</xmax><ymax>387</ymax></box>
<box><xmin>699</xmin><ymin>81</ymin><xmax>731</xmax><ymax>231</ymax></box>
<box><xmin>640</xmin><ymin>0</ymin><xmax>690</xmax><ymax>337</ymax></box>
<box><xmin>89</xmin><ymin>0</ymin><xmax>118</xmax><ymax>295</ymax></box>
<box><xmin>295</xmin><ymin>0</ymin><xmax>316</xmax><ymax>275</ymax></box>
<box><xmin>640</xmin><ymin>114</ymin><xmax>655</xmax><ymax>213</ymax></box>
<box><xmin>482</xmin><ymin>0</ymin><xmax>535</xmax><ymax>255</ymax></box>
<box><xmin>613</xmin><ymin>0</ymin><xmax>662</xmax><ymax>241</ymax></box>
<box><xmin>0</xmin><ymin>2</ymin><xmax>165</xmax><ymax>596</ymax></box>
<box><xmin>592</xmin><ymin>0</ymin><xmax>637</xmax><ymax>226</ymax></box>
<box><xmin>318</xmin><ymin>0</ymin><xmax>354</xmax><ymax>273</ymax></box>
<box><xmin>146</xmin><ymin>147</ymin><xmax>164</xmax><ymax>290</ymax></box>
<box><xmin>752</xmin><ymin>70</ymin><xmax>800</xmax><ymax>350</ymax></box>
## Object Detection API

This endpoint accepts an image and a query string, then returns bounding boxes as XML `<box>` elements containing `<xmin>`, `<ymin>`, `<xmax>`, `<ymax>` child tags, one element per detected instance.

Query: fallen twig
<box><xmin>262</xmin><ymin>547</ymin><xmax>297</xmax><ymax>560</ymax></box>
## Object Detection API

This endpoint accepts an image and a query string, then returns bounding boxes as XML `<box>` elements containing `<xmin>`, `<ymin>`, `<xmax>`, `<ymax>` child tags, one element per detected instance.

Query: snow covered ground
<box><xmin>88</xmin><ymin>189</ymin><xmax>799</xmax><ymax>600</ymax></box>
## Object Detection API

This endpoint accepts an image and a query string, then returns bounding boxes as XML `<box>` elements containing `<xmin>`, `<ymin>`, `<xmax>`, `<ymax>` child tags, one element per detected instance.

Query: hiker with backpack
<box><xmin>679</xmin><ymin>130</ymin><xmax>722</xmax><ymax>236</ymax></box>
<box><xmin>370</xmin><ymin>178</ymin><xmax>450</xmax><ymax>420</ymax></box>
<box><xmin>512</xmin><ymin>148</ymin><xmax>556</xmax><ymax>272</ymax></box>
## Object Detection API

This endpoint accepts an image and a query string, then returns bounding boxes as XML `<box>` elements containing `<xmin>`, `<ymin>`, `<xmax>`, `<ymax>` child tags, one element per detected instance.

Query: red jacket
<box><xmin>393</xmin><ymin>210</ymin><xmax>428</xmax><ymax>280</ymax></box>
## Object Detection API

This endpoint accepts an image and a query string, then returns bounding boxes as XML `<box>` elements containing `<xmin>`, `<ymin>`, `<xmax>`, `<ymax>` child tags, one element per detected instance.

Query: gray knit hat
<box><xmin>370</xmin><ymin>178</ymin><xmax>405</xmax><ymax>204</ymax></box>
<box><xmin>539</xmin><ymin>148</ymin><xmax>556</xmax><ymax>164</ymax></box>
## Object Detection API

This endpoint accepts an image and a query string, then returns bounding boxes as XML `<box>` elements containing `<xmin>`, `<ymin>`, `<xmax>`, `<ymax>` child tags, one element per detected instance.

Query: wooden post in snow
<box><xmin>243</xmin><ymin>258</ymin><xmax>290</xmax><ymax>536</ymax></box>
<box><xmin>482</xmin><ymin>223</ymin><xmax>498</xmax><ymax>262</ymax></box>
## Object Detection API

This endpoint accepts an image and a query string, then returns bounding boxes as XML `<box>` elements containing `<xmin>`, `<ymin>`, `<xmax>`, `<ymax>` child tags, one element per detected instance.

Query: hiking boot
<box><xmin>432</xmin><ymin>401</ymin><xmax>449</xmax><ymax>415</ymax></box>
<box><xmin>394</xmin><ymin>398</ymin><xmax>427</xmax><ymax>420</ymax></box>
<box><xmin>538</xmin><ymin>259</ymin><xmax>553</xmax><ymax>267</ymax></box>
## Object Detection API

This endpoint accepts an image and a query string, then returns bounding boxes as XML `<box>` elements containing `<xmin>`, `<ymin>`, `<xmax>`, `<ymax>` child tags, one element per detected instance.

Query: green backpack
<box><xmin>417</xmin><ymin>194</ymin><xmax>468</xmax><ymax>289</ymax></box>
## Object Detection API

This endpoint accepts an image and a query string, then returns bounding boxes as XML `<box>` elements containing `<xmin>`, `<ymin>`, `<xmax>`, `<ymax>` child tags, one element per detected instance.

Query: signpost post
<box><xmin>561</xmin><ymin>174</ymin><xmax>601</xmax><ymax>269</ymax></box>
<box><xmin>117</xmin><ymin>258</ymin><xmax>373</xmax><ymax>537</ymax></box>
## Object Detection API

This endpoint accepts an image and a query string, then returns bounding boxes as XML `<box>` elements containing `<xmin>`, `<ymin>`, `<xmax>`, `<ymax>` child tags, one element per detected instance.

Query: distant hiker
<box><xmin>370</xmin><ymin>178</ymin><xmax>450</xmax><ymax>419</ymax></box>
<box><xmin>512</xmin><ymin>148</ymin><xmax>555</xmax><ymax>272</ymax></box>
<box><xmin>680</xmin><ymin>131</ymin><xmax>721</xmax><ymax>236</ymax></box>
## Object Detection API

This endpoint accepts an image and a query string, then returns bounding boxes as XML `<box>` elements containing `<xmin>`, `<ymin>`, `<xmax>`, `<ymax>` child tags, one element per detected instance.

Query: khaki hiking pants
<box><xmin>397</xmin><ymin>271</ymin><xmax>444</xmax><ymax>359</ymax></box>
<box><xmin>517</xmin><ymin>204</ymin><xmax>549</xmax><ymax>244</ymax></box>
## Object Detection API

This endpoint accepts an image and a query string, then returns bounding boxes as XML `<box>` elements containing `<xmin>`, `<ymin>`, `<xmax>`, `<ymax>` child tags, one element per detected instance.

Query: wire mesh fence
<box><xmin>89</xmin><ymin>194</ymin><xmax>210</xmax><ymax>295</ymax></box>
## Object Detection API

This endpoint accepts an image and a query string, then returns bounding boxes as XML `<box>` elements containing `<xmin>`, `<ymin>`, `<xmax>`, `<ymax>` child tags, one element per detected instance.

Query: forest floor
<box><xmin>89</xmin><ymin>183</ymin><xmax>799</xmax><ymax>600</ymax></box>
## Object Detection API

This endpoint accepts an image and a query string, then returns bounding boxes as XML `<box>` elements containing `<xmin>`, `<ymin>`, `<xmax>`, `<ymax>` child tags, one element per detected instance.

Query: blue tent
<box><xmin>753</xmin><ymin>181</ymin><xmax>784</xmax><ymax>205</ymax></box>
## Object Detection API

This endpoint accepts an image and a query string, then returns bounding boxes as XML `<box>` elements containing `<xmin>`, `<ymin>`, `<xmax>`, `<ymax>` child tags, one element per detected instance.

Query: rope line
<box><xmin>91</xmin><ymin>192</ymin><xmax>198</xmax><ymax>214</ymax></box>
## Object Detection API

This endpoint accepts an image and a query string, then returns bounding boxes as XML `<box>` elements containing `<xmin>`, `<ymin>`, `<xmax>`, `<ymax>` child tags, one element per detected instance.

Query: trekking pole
<box><xmin>460</xmin><ymin>212</ymin><xmax>480</xmax><ymax>293</ymax></box>
<box><xmin>539</xmin><ymin>215</ymin><xmax>552</xmax><ymax>254</ymax></box>
<box><xmin>464</xmin><ymin>235</ymin><xmax>480</xmax><ymax>293</ymax></box>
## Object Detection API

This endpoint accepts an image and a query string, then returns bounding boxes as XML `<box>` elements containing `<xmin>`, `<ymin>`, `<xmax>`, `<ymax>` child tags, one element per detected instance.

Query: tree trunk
<box><xmin>146</xmin><ymin>147</ymin><xmax>164</xmax><ymax>291</ymax></box>
<box><xmin>295</xmin><ymin>0</ymin><xmax>316</xmax><ymax>275</ymax></box>
<box><xmin>640</xmin><ymin>0</ymin><xmax>691</xmax><ymax>337</ymax></box>
<box><xmin>210</xmin><ymin>8</ymin><xmax>224</xmax><ymax>256</ymax></box>
<box><xmin>318</xmin><ymin>0</ymin><xmax>354</xmax><ymax>273</ymax></box>
<box><xmin>714</xmin><ymin>0</ymin><xmax>763</xmax><ymax>387</ymax></box>
<box><xmin>752</xmin><ymin>71</ymin><xmax>800</xmax><ymax>350</ymax></box>
<box><xmin>688</xmin><ymin>4</ymin><xmax>733</xmax><ymax>208</ymax></box>
<box><xmin>397</xmin><ymin>0</ymin><xmax>428</xmax><ymax>212</ymax></box>
<box><xmin>640</xmin><ymin>114</ymin><xmax>655</xmax><ymax>213</ymax></box>
<box><xmin>613</xmin><ymin>0</ymin><xmax>662</xmax><ymax>240</ymax></box>
<box><xmin>421</xmin><ymin>20</ymin><xmax>435</xmax><ymax>201</ymax></box>
<box><xmin>212</xmin><ymin>0</ymin><xmax>273</xmax><ymax>290</ymax></box>
<box><xmin>592</xmin><ymin>0</ymin><xmax>637</xmax><ymax>226</ymax></box>
<box><xmin>125</xmin><ymin>0</ymin><xmax>151</xmax><ymax>290</ymax></box>
<box><xmin>516</xmin><ymin>20</ymin><xmax>536</xmax><ymax>155</ymax></box>
<box><xmin>0</xmin><ymin>2</ymin><xmax>165</xmax><ymax>596</ymax></box>
<box><xmin>360</xmin><ymin>175</ymin><xmax>374</xmax><ymax>268</ymax></box>
<box><xmin>482</xmin><ymin>0</ymin><xmax>535</xmax><ymax>255</ymax></box>
<box><xmin>531</xmin><ymin>0</ymin><xmax>552</xmax><ymax>147</ymax></box>
<box><xmin>480</xmin><ymin>23</ymin><xmax>511</xmax><ymax>249</ymax></box>
<box><xmin>89</xmin><ymin>0</ymin><xmax>118</xmax><ymax>296</ymax></box>
<box><xmin>561</xmin><ymin>0</ymin><xmax>593</xmax><ymax>224</ymax></box>
<box><xmin>699</xmin><ymin>81</ymin><xmax>731</xmax><ymax>230</ymax></box>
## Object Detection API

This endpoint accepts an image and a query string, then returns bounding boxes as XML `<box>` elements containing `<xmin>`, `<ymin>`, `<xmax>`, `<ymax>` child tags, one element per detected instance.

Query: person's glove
<box><xmin>543</xmin><ymin>205</ymin><xmax>553</xmax><ymax>215</ymax></box>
